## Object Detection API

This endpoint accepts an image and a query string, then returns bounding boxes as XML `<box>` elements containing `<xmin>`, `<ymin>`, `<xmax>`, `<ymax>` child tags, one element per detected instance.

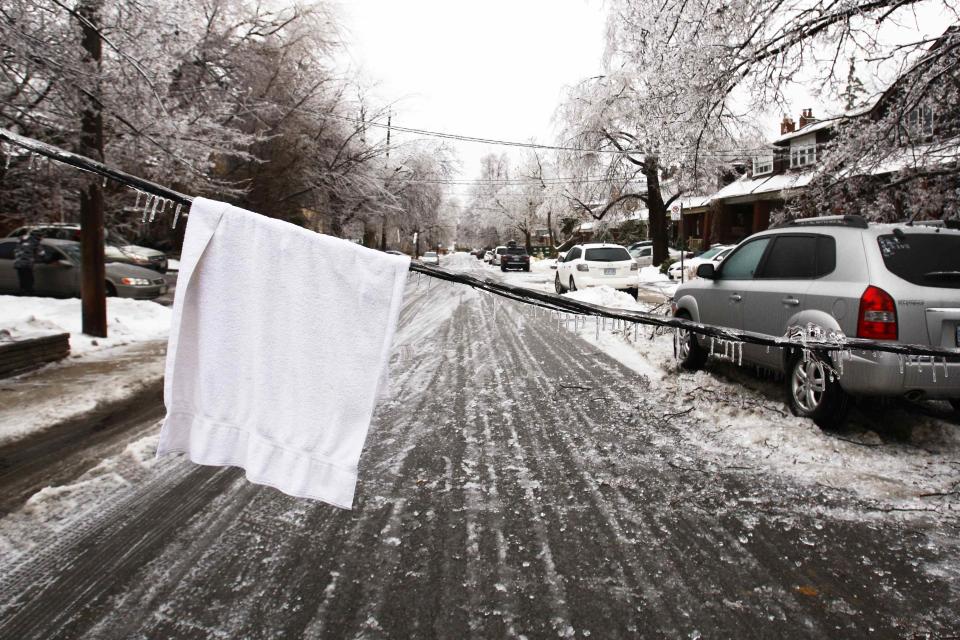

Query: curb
<box><xmin>0</xmin><ymin>376</ymin><xmax>165</xmax><ymax>511</ymax></box>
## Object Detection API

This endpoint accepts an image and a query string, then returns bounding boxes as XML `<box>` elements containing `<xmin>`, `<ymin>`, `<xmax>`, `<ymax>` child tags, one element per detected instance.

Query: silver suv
<box><xmin>672</xmin><ymin>215</ymin><xmax>960</xmax><ymax>427</ymax></box>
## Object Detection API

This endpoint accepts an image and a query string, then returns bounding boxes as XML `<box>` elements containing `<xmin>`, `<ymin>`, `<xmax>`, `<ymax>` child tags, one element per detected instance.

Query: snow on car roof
<box><xmin>578</xmin><ymin>242</ymin><xmax>628</xmax><ymax>249</ymax></box>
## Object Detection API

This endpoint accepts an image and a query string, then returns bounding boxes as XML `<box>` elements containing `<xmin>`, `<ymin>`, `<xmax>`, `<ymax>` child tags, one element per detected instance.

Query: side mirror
<box><xmin>696</xmin><ymin>263</ymin><xmax>716</xmax><ymax>280</ymax></box>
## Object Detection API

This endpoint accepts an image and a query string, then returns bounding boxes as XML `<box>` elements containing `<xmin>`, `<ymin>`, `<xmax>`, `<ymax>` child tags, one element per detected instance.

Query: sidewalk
<box><xmin>0</xmin><ymin>340</ymin><xmax>167</xmax><ymax>447</ymax></box>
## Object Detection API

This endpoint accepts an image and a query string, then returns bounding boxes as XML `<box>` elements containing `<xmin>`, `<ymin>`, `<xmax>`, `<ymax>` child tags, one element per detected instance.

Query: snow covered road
<box><xmin>0</xmin><ymin>255</ymin><xmax>958</xmax><ymax>638</ymax></box>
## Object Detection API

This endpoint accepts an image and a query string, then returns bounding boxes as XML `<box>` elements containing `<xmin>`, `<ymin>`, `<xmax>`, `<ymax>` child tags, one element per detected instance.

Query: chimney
<box><xmin>780</xmin><ymin>116</ymin><xmax>796</xmax><ymax>135</ymax></box>
<box><xmin>799</xmin><ymin>108</ymin><xmax>816</xmax><ymax>129</ymax></box>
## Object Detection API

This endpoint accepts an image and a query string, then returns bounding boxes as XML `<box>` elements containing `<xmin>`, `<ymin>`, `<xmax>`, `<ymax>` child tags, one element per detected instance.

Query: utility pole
<box><xmin>78</xmin><ymin>0</ymin><xmax>107</xmax><ymax>337</ymax></box>
<box><xmin>380</xmin><ymin>111</ymin><xmax>391</xmax><ymax>251</ymax></box>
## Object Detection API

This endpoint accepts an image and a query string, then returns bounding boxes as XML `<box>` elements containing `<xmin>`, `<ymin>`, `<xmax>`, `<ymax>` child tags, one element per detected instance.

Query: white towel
<box><xmin>157</xmin><ymin>198</ymin><xmax>410</xmax><ymax>508</ymax></box>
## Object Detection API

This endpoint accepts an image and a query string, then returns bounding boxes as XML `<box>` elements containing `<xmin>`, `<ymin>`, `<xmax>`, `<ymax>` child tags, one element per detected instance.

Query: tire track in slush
<box><xmin>0</xmin><ymin>260</ymin><xmax>957</xmax><ymax>638</ymax></box>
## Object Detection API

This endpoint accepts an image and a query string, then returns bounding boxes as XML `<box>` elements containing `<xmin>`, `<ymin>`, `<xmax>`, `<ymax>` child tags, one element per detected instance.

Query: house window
<box><xmin>790</xmin><ymin>144</ymin><xmax>817</xmax><ymax>168</ymax></box>
<box><xmin>906</xmin><ymin>104</ymin><xmax>934</xmax><ymax>137</ymax></box>
<box><xmin>753</xmin><ymin>155</ymin><xmax>773</xmax><ymax>176</ymax></box>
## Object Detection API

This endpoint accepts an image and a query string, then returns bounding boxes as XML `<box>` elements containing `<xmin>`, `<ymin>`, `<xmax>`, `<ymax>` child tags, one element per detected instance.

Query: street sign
<box><xmin>670</xmin><ymin>205</ymin><xmax>681</xmax><ymax>221</ymax></box>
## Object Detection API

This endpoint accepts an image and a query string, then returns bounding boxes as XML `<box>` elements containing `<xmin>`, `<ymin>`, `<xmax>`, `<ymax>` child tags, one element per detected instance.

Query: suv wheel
<box><xmin>554</xmin><ymin>273</ymin><xmax>566</xmax><ymax>294</ymax></box>
<box><xmin>786</xmin><ymin>351</ymin><xmax>850</xmax><ymax>429</ymax></box>
<box><xmin>675</xmin><ymin>311</ymin><xmax>707</xmax><ymax>370</ymax></box>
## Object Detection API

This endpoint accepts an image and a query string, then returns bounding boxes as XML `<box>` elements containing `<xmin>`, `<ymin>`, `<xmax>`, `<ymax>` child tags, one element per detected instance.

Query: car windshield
<box><xmin>424</xmin><ymin>252</ymin><xmax>437</xmax><ymax>257</ymax></box>
<box><xmin>699</xmin><ymin>246</ymin><xmax>728</xmax><ymax>259</ymax></box>
<box><xmin>878</xmin><ymin>233</ymin><xmax>960</xmax><ymax>288</ymax></box>
<box><xmin>505</xmin><ymin>248</ymin><xmax>526</xmax><ymax>255</ymax></box>
<box><xmin>584</xmin><ymin>247</ymin><xmax>631</xmax><ymax>262</ymax></box>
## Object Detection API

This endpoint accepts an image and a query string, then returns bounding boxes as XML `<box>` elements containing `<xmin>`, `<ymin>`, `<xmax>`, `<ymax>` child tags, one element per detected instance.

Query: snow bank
<box><xmin>0</xmin><ymin>295</ymin><xmax>171</xmax><ymax>354</ymax></box>
<box><xmin>564</xmin><ymin>285</ymin><xmax>641</xmax><ymax>310</ymax></box>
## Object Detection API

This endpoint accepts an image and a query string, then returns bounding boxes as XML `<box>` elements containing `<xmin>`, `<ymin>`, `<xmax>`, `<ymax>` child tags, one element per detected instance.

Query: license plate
<box><xmin>604</xmin><ymin>268</ymin><xmax>616</xmax><ymax>276</ymax></box>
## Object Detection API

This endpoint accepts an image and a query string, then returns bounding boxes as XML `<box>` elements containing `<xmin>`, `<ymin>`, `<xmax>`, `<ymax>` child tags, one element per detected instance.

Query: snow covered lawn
<box><xmin>0</xmin><ymin>296</ymin><xmax>171</xmax><ymax>446</ymax></box>
<box><xmin>0</xmin><ymin>295</ymin><xmax>171</xmax><ymax>355</ymax></box>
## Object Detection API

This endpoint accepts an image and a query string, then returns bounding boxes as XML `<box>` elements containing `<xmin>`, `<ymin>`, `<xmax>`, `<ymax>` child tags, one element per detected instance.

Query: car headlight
<box><xmin>130</xmin><ymin>254</ymin><xmax>150</xmax><ymax>263</ymax></box>
<box><xmin>120</xmin><ymin>277</ymin><xmax>151</xmax><ymax>286</ymax></box>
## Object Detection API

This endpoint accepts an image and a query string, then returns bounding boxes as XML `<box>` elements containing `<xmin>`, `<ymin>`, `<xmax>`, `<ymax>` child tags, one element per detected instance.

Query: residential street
<box><xmin>1</xmin><ymin>255</ymin><xmax>958</xmax><ymax>639</ymax></box>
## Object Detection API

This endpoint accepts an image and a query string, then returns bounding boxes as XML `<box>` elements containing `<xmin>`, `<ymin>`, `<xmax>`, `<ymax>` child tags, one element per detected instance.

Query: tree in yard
<box><xmin>466</xmin><ymin>151</ymin><xmax>550</xmax><ymax>252</ymax></box>
<box><xmin>554</xmin><ymin>0</ymin><xmax>761</xmax><ymax>265</ymax></box>
<box><xmin>582</xmin><ymin>0</ymin><xmax>959</xmax><ymax>230</ymax></box>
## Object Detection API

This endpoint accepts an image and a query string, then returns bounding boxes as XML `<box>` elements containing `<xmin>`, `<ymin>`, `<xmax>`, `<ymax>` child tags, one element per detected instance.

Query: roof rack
<box><xmin>782</xmin><ymin>215</ymin><xmax>868</xmax><ymax>229</ymax></box>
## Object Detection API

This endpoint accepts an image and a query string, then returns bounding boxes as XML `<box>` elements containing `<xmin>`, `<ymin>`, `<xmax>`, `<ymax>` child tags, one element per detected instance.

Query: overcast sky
<box><xmin>336</xmin><ymin>0</ymin><xmax>947</xmax><ymax>200</ymax></box>
<box><xmin>337</xmin><ymin>0</ymin><xmax>607</xmax><ymax>195</ymax></box>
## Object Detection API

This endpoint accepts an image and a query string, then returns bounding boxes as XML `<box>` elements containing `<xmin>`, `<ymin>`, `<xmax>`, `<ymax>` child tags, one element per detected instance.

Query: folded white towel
<box><xmin>157</xmin><ymin>198</ymin><xmax>410</xmax><ymax>508</ymax></box>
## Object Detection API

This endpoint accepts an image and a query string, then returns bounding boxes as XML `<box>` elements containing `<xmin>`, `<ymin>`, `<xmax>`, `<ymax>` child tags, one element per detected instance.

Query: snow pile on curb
<box><xmin>544</xmin><ymin>286</ymin><xmax>960</xmax><ymax>514</ymax></box>
<box><xmin>564</xmin><ymin>285</ymin><xmax>640</xmax><ymax>309</ymax></box>
<box><xmin>0</xmin><ymin>295</ymin><xmax>171</xmax><ymax>354</ymax></box>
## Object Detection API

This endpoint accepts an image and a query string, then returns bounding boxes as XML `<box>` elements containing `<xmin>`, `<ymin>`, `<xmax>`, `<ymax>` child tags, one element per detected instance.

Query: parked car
<box><xmin>555</xmin><ymin>243</ymin><xmax>639</xmax><ymax>295</ymax></box>
<box><xmin>629</xmin><ymin>244</ymin><xmax>693</xmax><ymax>268</ymax></box>
<box><xmin>6</xmin><ymin>224</ymin><xmax>168</xmax><ymax>273</ymax></box>
<box><xmin>672</xmin><ymin>215</ymin><xmax>960</xmax><ymax>428</ymax></box>
<box><xmin>385</xmin><ymin>250</ymin><xmax>406</xmax><ymax>256</ymax></box>
<box><xmin>629</xmin><ymin>245</ymin><xmax>655</xmax><ymax>267</ymax></box>
<box><xmin>472</xmin><ymin>248</ymin><xmax>487</xmax><ymax>260</ymax></box>
<box><xmin>667</xmin><ymin>244</ymin><xmax>735</xmax><ymax>281</ymax></box>
<box><xmin>483</xmin><ymin>250</ymin><xmax>494</xmax><ymax>263</ymax></box>
<box><xmin>490</xmin><ymin>245</ymin><xmax>508</xmax><ymax>267</ymax></box>
<box><xmin>420</xmin><ymin>251</ymin><xmax>440</xmax><ymax>265</ymax></box>
<box><xmin>500</xmin><ymin>247</ymin><xmax>531</xmax><ymax>272</ymax></box>
<box><xmin>627</xmin><ymin>240</ymin><xmax>653</xmax><ymax>252</ymax></box>
<box><xmin>0</xmin><ymin>238</ymin><xmax>167</xmax><ymax>299</ymax></box>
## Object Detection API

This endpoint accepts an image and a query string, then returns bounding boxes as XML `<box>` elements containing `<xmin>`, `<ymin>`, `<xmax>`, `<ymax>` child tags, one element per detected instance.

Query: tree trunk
<box><xmin>643</xmin><ymin>155</ymin><xmax>669</xmax><ymax>266</ymax></box>
<box><xmin>379</xmin><ymin>214</ymin><xmax>387</xmax><ymax>251</ymax></box>
<box><xmin>78</xmin><ymin>0</ymin><xmax>106</xmax><ymax>338</ymax></box>
<box><xmin>547</xmin><ymin>208</ymin><xmax>556</xmax><ymax>248</ymax></box>
<box><xmin>524</xmin><ymin>230</ymin><xmax>532</xmax><ymax>253</ymax></box>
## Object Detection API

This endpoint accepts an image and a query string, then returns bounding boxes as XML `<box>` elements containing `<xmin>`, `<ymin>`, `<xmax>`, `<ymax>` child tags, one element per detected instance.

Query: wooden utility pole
<box><xmin>78</xmin><ymin>0</ymin><xmax>107</xmax><ymax>337</ymax></box>
<box><xmin>380</xmin><ymin>112</ymin><xmax>391</xmax><ymax>251</ymax></box>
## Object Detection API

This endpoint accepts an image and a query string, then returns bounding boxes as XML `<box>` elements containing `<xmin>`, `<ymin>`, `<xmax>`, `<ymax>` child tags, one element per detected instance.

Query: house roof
<box><xmin>710</xmin><ymin>172</ymin><xmax>815</xmax><ymax>202</ymax></box>
<box><xmin>835</xmin><ymin>136</ymin><xmax>960</xmax><ymax>179</ymax></box>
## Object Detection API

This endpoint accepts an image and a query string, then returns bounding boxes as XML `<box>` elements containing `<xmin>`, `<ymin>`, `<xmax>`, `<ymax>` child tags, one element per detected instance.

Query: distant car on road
<box><xmin>490</xmin><ymin>245</ymin><xmax>508</xmax><ymax>267</ymax></box>
<box><xmin>672</xmin><ymin>215</ymin><xmax>960</xmax><ymax>428</ymax></box>
<box><xmin>7</xmin><ymin>223</ymin><xmax>168</xmax><ymax>273</ymax></box>
<box><xmin>667</xmin><ymin>244</ymin><xmax>735</xmax><ymax>280</ymax></box>
<box><xmin>420</xmin><ymin>251</ymin><xmax>440</xmax><ymax>265</ymax></box>
<box><xmin>500</xmin><ymin>247</ymin><xmax>530</xmax><ymax>272</ymax></box>
<box><xmin>0</xmin><ymin>238</ymin><xmax>167</xmax><ymax>299</ymax></box>
<box><xmin>555</xmin><ymin>243</ymin><xmax>639</xmax><ymax>295</ymax></box>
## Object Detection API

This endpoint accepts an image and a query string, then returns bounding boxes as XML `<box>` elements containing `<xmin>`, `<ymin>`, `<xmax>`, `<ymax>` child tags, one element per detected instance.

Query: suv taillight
<box><xmin>857</xmin><ymin>285</ymin><xmax>897</xmax><ymax>340</ymax></box>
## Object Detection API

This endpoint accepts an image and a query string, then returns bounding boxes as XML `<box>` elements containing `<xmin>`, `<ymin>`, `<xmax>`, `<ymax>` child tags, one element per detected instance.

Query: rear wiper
<box><xmin>923</xmin><ymin>271</ymin><xmax>960</xmax><ymax>281</ymax></box>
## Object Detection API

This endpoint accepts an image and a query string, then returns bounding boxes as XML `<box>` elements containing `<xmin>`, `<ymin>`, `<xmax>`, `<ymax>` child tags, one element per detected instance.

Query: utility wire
<box><xmin>9</xmin><ymin>126</ymin><xmax>957</xmax><ymax>361</ymax></box>
<box><xmin>322</xmin><ymin>111</ymin><xmax>778</xmax><ymax>157</ymax></box>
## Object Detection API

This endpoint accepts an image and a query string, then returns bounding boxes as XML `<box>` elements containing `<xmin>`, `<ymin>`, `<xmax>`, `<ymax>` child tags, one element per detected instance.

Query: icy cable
<box><xmin>5</xmin><ymin>126</ymin><xmax>960</xmax><ymax>364</ymax></box>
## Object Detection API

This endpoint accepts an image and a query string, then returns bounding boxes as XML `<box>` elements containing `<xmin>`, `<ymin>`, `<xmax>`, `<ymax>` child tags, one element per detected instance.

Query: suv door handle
<box><xmin>781</xmin><ymin>297</ymin><xmax>800</xmax><ymax>306</ymax></box>
<box><xmin>729</xmin><ymin>294</ymin><xmax>742</xmax><ymax>302</ymax></box>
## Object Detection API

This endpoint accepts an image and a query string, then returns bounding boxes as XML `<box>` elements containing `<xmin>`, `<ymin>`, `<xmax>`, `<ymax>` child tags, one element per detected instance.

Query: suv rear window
<box><xmin>878</xmin><ymin>233</ymin><xmax>960</xmax><ymax>288</ymax></box>
<box><xmin>584</xmin><ymin>247</ymin><xmax>631</xmax><ymax>262</ymax></box>
<box><xmin>505</xmin><ymin>248</ymin><xmax>527</xmax><ymax>255</ymax></box>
